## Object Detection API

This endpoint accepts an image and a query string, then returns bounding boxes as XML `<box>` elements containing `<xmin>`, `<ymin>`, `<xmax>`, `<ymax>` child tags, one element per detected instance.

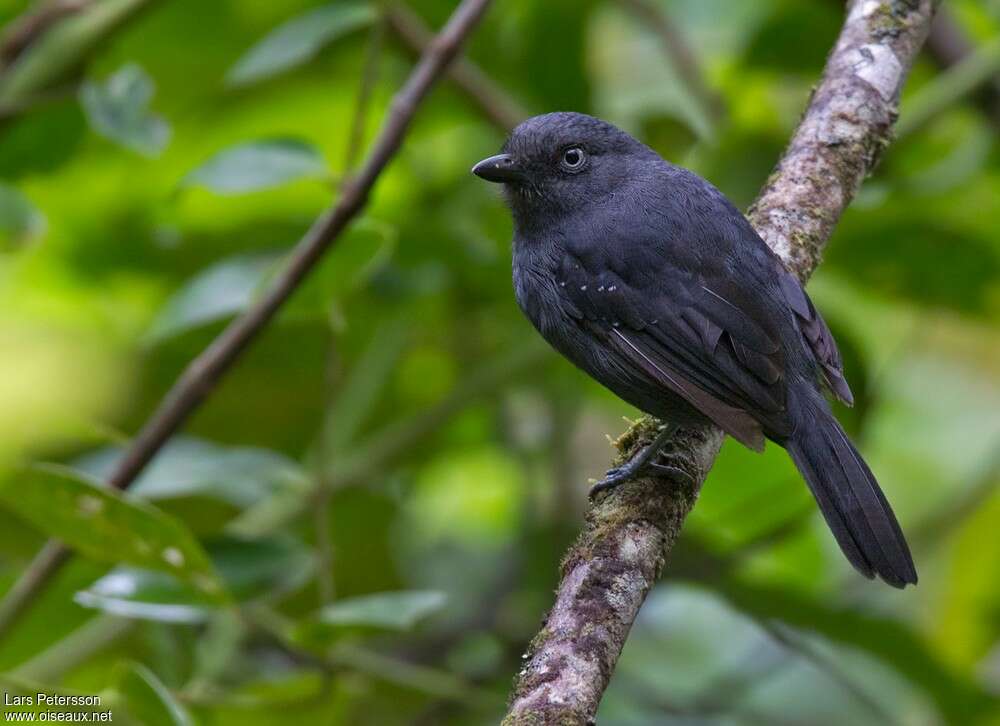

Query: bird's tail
<box><xmin>786</xmin><ymin>391</ymin><xmax>917</xmax><ymax>588</ymax></box>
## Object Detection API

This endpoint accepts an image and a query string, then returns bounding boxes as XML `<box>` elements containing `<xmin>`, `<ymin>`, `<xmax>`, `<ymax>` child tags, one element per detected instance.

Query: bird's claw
<box><xmin>588</xmin><ymin>466</ymin><xmax>631</xmax><ymax>499</ymax></box>
<box><xmin>587</xmin><ymin>458</ymin><xmax>694</xmax><ymax>500</ymax></box>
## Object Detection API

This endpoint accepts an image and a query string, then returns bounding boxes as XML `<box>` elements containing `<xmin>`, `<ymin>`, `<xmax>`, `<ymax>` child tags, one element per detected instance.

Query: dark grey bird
<box><xmin>472</xmin><ymin>112</ymin><xmax>916</xmax><ymax>588</ymax></box>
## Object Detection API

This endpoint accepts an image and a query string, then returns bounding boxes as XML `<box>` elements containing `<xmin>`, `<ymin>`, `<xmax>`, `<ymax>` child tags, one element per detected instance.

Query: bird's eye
<box><xmin>560</xmin><ymin>147</ymin><xmax>586</xmax><ymax>171</ymax></box>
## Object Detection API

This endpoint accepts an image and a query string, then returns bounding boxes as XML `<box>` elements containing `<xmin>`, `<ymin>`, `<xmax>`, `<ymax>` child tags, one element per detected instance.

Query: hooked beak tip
<box><xmin>471</xmin><ymin>153</ymin><xmax>524</xmax><ymax>183</ymax></box>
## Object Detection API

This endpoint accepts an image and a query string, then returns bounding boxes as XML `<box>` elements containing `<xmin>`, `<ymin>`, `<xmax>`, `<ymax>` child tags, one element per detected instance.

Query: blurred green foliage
<box><xmin>0</xmin><ymin>0</ymin><xmax>998</xmax><ymax>724</ymax></box>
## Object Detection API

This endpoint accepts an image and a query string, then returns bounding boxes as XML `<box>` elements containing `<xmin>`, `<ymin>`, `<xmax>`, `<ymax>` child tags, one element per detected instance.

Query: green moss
<box><xmin>868</xmin><ymin>4</ymin><xmax>903</xmax><ymax>39</ymax></box>
<box><xmin>502</xmin><ymin>714</ymin><xmax>590</xmax><ymax>726</ymax></box>
<box><xmin>610</xmin><ymin>415</ymin><xmax>659</xmax><ymax>461</ymax></box>
<box><xmin>523</xmin><ymin>626</ymin><xmax>553</xmax><ymax>662</ymax></box>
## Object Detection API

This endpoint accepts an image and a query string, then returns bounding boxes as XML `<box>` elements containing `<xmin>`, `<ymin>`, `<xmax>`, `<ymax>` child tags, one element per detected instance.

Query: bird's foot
<box><xmin>588</xmin><ymin>465</ymin><xmax>635</xmax><ymax>499</ymax></box>
<box><xmin>588</xmin><ymin>435</ymin><xmax>692</xmax><ymax>500</ymax></box>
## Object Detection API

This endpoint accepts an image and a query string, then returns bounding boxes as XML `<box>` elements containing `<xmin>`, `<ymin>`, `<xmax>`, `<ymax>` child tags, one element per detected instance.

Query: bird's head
<box><xmin>472</xmin><ymin>112</ymin><xmax>646</xmax><ymax>227</ymax></box>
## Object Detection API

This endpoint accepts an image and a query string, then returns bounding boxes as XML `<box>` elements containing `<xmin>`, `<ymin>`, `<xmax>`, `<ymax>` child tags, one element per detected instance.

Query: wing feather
<box><xmin>609</xmin><ymin>328</ymin><xmax>765</xmax><ymax>450</ymax></box>
<box><xmin>776</xmin><ymin>266</ymin><xmax>854</xmax><ymax>405</ymax></box>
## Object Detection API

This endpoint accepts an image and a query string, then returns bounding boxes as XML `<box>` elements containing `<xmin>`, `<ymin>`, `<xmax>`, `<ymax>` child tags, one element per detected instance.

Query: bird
<box><xmin>472</xmin><ymin>111</ymin><xmax>916</xmax><ymax>588</ymax></box>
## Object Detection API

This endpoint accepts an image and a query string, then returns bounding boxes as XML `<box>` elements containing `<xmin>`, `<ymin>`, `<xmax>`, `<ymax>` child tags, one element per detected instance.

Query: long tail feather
<box><xmin>786</xmin><ymin>393</ymin><xmax>916</xmax><ymax>588</ymax></box>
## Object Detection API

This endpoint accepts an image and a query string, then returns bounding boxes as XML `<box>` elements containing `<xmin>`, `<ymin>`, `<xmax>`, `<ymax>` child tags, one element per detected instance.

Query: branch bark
<box><xmin>0</xmin><ymin>0</ymin><xmax>495</xmax><ymax>641</ymax></box>
<box><xmin>502</xmin><ymin>2</ymin><xmax>936</xmax><ymax>723</ymax></box>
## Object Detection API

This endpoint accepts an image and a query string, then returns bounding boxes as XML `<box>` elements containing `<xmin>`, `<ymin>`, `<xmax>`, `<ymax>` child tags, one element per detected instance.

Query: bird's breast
<box><xmin>512</xmin><ymin>237</ymin><xmax>580</xmax><ymax>347</ymax></box>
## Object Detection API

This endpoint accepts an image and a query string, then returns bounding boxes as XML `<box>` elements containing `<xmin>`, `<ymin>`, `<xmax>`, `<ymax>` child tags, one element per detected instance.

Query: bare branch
<box><xmin>756</xmin><ymin>619</ymin><xmax>899</xmax><ymax>726</ymax></box>
<box><xmin>503</xmin><ymin>2</ymin><xmax>936</xmax><ymax>723</ymax></box>
<box><xmin>343</xmin><ymin>11</ymin><xmax>386</xmax><ymax>172</ymax></box>
<box><xmin>896</xmin><ymin>34</ymin><xmax>1000</xmax><ymax>137</ymax></box>
<box><xmin>386</xmin><ymin>2</ymin><xmax>527</xmax><ymax>132</ymax></box>
<box><xmin>0</xmin><ymin>0</ymin><xmax>495</xmax><ymax>643</ymax></box>
<box><xmin>924</xmin><ymin>6</ymin><xmax>1000</xmax><ymax>128</ymax></box>
<box><xmin>617</xmin><ymin>0</ymin><xmax>724</xmax><ymax>125</ymax></box>
<box><xmin>0</xmin><ymin>0</ymin><xmax>158</xmax><ymax>121</ymax></box>
<box><xmin>0</xmin><ymin>0</ymin><xmax>93</xmax><ymax>70</ymax></box>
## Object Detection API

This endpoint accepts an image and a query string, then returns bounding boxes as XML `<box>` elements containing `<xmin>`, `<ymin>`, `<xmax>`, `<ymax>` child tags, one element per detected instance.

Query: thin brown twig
<box><xmin>386</xmin><ymin>2</ymin><xmax>527</xmax><ymax>132</ymax></box>
<box><xmin>0</xmin><ymin>0</ymin><xmax>92</xmax><ymax>69</ymax></box>
<box><xmin>0</xmin><ymin>0</ymin><xmax>496</xmax><ymax>642</ymax></box>
<box><xmin>502</xmin><ymin>2</ymin><xmax>937</xmax><ymax>723</ymax></box>
<box><xmin>314</xmin><ymin>337</ymin><xmax>344</xmax><ymax>604</ymax></box>
<box><xmin>617</xmin><ymin>0</ymin><xmax>725</xmax><ymax>125</ymax></box>
<box><xmin>343</xmin><ymin>10</ymin><xmax>386</xmax><ymax>171</ymax></box>
<box><xmin>0</xmin><ymin>0</ymin><xmax>160</xmax><ymax>122</ymax></box>
<box><xmin>910</xmin><ymin>444</ymin><xmax>1000</xmax><ymax>547</ymax></box>
<box><xmin>757</xmin><ymin>619</ymin><xmax>899</xmax><ymax>726</ymax></box>
<box><xmin>308</xmin><ymin>340</ymin><xmax>550</xmax><ymax>502</ymax></box>
<box><xmin>315</xmin><ymin>6</ymin><xmax>389</xmax><ymax>607</ymax></box>
<box><xmin>923</xmin><ymin>6</ymin><xmax>1000</xmax><ymax>127</ymax></box>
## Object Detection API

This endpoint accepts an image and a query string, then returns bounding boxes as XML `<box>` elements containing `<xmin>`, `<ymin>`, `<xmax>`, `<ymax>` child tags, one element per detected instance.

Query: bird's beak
<box><xmin>471</xmin><ymin>153</ymin><xmax>526</xmax><ymax>183</ymax></box>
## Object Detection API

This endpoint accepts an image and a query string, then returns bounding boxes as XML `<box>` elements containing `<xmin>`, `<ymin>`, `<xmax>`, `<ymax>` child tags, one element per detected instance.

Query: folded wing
<box><xmin>556</xmin><ymin>244</ymin><xmax>790</xmax><ymax>449</ymax></box>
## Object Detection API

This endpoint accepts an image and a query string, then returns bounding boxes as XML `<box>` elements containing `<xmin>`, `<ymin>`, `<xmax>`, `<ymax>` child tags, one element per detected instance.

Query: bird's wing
<box><xmin>556</xmin><ymin>235</ymin><xmax>790</xmax><ymax>450</ymax></box>
<box><xmin>773</xmin><ymin>264</ymin><xmax>854</xmax><ymax>406</ymax></box>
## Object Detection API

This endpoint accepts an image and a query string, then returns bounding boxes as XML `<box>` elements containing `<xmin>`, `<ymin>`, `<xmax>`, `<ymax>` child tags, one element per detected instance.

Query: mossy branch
<box><xmin>503</xmin><ymin>2</ymin><xmax>937</xmax><ymax>723</ymax></box>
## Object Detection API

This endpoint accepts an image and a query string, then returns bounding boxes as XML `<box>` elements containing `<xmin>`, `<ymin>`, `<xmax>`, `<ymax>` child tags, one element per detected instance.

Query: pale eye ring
<box><xmin>560</xmin><ymin>146</ymin><xmax>586</xmax><ymax>171</ymax></box>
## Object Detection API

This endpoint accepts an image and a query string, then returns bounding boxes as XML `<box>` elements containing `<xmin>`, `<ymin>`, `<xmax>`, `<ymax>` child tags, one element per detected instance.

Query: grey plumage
<box><xmin>473</xmin><ymin>112</ymin><xmax>916</xmax><ymax>588</ymax></box>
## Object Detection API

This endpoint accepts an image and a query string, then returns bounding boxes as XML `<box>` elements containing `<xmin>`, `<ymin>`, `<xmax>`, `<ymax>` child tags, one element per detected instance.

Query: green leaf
<box><xmin>147</xmin><ymin>220</ymin><xmax>394</xmax><ymax>342</ymax></box>
<box><xmin>77</xmin><ymin>437</ymin><xmax>310</xmax><ymax>509</ymax></box>
<box><xmin>116</xmin><ymin>662</ymin><xmax>193</xmax><ymax>726</ymax></box>
<box><xmin>0</xmin><ymin>0</ymin><xmax>151</xmax><ymax>107</ymax></box>
<box><xmin>74</xmin><ymin>587</ymin><xmax>210</xmax><ymax>624</ymax></box>
<box><xmin>226</xmin><ymin>2</ymin><xmax>376</xmax><ymax>87</ymax></box>
<box><xmin>318</xmin><ymin>317</ymin><xmax>409</xmax><ymax>459</ymax></box>
<box><xmin>184</xmin><ymin>139</ymin><xmax>329</xmax><ymax>194</ymax></box>
<box><xmin>315</xmin><ymin>590</ymin><xmax>447</xmax><ymax>630</ymax></box>
<box><xmin>588</xmin><ymin>6</ymin><xmax>712</xmax><ymax>140</ymax></box>
<box><xmin>145</xmin><ymin>254</ymin><xmax>279</xmax><ymax>342</ymax></box>
<box><xmin>325</xmin><ymin>642</ymin><xmax>495</xmax><ymax>703</ymax></box>
<box><xmin>0</xmin><ymin>464</ymin><xmax>226</xmax><ymax>600</ymax></box>
<box><xmin>714</xmin><ymin>575</ymin><xmax>995</xmax><ymax>723</ymax></box>
<box><xmin>79</xmin><ymin>63</ymin><xmax>170</xmax><ymax>157</ymax></box>
<box><xmin>0</xmin><ymin>182</ymin><xmax>45</xmax><ymax>249</ymax></box>
<box><xmin>224</xmin><ymin>484</ymin><xmax>316</xmax><ymax>540</ymax></box>
<box><xmin>189</xmin><ymin>612</ymin><xmax>247</xmax><ymax>692</ymax></box>
<box><xmin>74</xmin><ymin>535</ymin><xmax>314</xmax><ymax>623</ymax></box>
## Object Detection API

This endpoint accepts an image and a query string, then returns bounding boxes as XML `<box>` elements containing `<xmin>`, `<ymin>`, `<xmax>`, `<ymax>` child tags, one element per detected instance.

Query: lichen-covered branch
<box><xmin>503</xmin><ymin>2</ymin><xmax>936</xmax><ymax>723</ymax></box>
